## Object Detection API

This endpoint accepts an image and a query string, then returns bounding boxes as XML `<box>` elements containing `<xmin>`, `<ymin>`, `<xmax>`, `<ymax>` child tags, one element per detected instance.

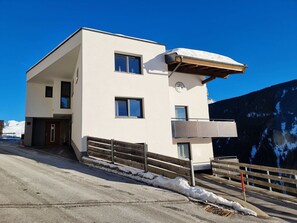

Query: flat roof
<box><xmin>27</xmin><ymin>27</ymin><xmax>164</xmax><ymax>73</ymax></box>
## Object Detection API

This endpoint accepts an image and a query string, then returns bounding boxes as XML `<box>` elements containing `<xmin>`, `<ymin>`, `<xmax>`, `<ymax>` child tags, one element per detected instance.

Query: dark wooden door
<box><xmin>45</xmin><ymin>121</ymin><xmax>60</xmax><ymax>146</ymax></box>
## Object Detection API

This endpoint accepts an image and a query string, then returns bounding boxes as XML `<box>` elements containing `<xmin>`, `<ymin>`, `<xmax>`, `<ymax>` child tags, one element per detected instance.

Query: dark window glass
<box><xmin>175</xmin><ymin>106</ymin><xmax>188</xmax><ymax>120</ymax></box>
<box><xmin>128</xmin><ymin>56</ymin><xmax>141</xmax><ymax>74</ymax></box>
<box><xmin>115</xmin><ymin>53</ymin><xmax>141</xmax><ymax>74</ymax></box>
<box><xmin>177</xmin><ymin>143</ymin><xmax>190</xmax><ymax>159</ymax></box>
<box><xmin>61</xmin><ymin>82</ymin><xmax>71</xmax><ymax>109</ymax></box>
<box><xmin>45</xmin><ymin>86</ymin><xmax>53</xmax><ymax>98</ymax></box>
<box><xmin>115</xmin><ymin>54</ymin><xmax>127</xmax><ymax>72</ymax></box>
<box><xmin>115</xmin><ymin>98</ymin><xmax>143</xmax><ymax>118</ymax></box>
<box><xmin>115</xmin><ymin>99</ymin><xmax>128</xmax><ymax>116</ymax></box>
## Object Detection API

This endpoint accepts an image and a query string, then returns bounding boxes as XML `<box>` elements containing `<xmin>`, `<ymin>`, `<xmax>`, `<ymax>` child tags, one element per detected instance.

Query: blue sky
<box><xmin>0</xmin><ymin>0</ymin><xmax>296</xmax><ymax>121</ymax></box>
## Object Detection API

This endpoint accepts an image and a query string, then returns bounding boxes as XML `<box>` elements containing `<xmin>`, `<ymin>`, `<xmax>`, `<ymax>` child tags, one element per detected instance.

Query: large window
<box><xmin>115</xmin><ymin>53</ymin><xmax>141</xmax><ymax>74</ymax></box>
<box><xmin>60</xmin><ymin>81</ymin><xmax>71</xmax><ymax>109</ymax></box>
<box><xmin>115</xmin><ymin>98</ymin><xmax>143</xmax><ymax>118</ymax></box>
<box><xmin>177</xmin><ymin>143</ymin><xmax>190</xmax><ymax>159</ymax></box>
<box><xmin>175</xmin><ymin>106</ymin><xmax>188</xmax><ymax>120</ymax></box>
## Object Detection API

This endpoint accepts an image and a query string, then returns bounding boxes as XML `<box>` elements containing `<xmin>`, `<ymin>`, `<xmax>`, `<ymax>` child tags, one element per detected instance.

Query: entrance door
<box><xmin>45</xmin><ymin>121</ymin><xmax>60</xmax><ymax>146</ymax></box>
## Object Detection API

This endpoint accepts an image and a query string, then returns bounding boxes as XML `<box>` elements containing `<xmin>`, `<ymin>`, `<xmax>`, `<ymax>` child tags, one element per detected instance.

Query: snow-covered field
<box><xmin>82</xmin><ymin>157</ymin><xmax>257</xmax><ymax>216</ymax></box>
<box><xmin>1</xmin><ymin>120</ymin><xmax>25</xmax><ymax>139</ymax></box>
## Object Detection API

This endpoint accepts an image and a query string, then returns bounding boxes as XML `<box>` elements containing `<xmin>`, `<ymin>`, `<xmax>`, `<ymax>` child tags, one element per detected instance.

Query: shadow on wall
<box><xmin>143</xmin><ymin>53</ymin><xmax>168</xmax><ymax>75</ymax></box>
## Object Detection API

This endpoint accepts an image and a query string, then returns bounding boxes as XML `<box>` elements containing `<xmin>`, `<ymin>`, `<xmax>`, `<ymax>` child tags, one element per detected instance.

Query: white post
<box><xmin>245</xmin><ymin>167</ymin><xmax>249</xmax><ymax>186</ymax></box>
<box><xmin>295</xmin><ymin>175</ymin><xmax>297</xmax><ymax>189</ymax></box>
<box><xmin>267</xmin><ymin>170</ymin><xmax>272</xmax><ymax>191</ymax></box>
<box><xmin>228</xmin><ymin>164</ymin><xmax>231</xmax><ymax>181</ymax></box>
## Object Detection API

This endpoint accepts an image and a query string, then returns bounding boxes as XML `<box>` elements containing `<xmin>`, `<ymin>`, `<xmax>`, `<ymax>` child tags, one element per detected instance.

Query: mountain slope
<box><xmin>209</xmin><ymin>79</ymin><xmax>297</xmax><ymax>169</ymax></box>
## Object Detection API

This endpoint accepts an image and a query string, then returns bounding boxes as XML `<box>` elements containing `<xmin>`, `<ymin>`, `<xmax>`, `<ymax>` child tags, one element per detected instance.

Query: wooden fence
<box><xmin>87</xmin><ymin>136</ymin><xmax>195</xmax><ymax>186</ymax></box>
<box><xmin>211</xmin><ymin>159</ymin><xmax>297</xmax><ymax>196</ymax></box>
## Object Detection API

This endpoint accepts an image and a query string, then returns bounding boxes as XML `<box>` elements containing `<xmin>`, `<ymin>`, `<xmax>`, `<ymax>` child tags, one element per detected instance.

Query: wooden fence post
<box><xmin>144</xmin><ymin>143</ymin><xmax>148</xmax><ymax>172</ymax></box>
<box><xmin>267</xmin><ymin>170</ymin><xmax>272</xmax><ymax>191</ymax></box>
<box><xmin>111</xmin><ymin>139</ymin><xmax>114</xmax><ymax>164</ymax></box>
<box><xmin>190</xmin><ymin>160</ymin><xmax>195</xmax><ymax>187</ymax></box>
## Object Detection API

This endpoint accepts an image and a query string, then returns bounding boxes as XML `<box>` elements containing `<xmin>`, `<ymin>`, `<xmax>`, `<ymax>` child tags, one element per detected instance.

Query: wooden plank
<box><xmin>114</xmin><ymin>157</ymin><xmax>144</xmax><ymax>170</ymax></box>
<box><xmin>113</xmin><ymin>140</ymin><xmax>144</xmax><ymax>150</ymax></box>
<box><xmin>148</xmin><ymin>165</ymin><xmax>191</xmax><ymax>182</ymax></box>
<box><xmin>88</xmin><ymin>151</ymin><xmax>111</xmax><ymax>161</ymax></box>
<box><xmin>88</xmin><ymin>146</ymin><xmax>112</xmax><ymax>156</ymax></box>
<box><xmin>113</xmin><ymin>145</ymin><xmax>144</xmax><ymax>156</ymax></box>
<box><xmin>87</xmin><ymin>136</ymin><xmax>111</xmax><ymax>144</ymax></box>
<box><xmin>213</xmin><ymin>163</ymin><xmax>297</xmax><ymax>185</ymax></box>
<box><xmin>113</xmin><ymin>151</ymin><xmax>144</xmax><ymax>164</ymax></box>
<box><xmin>147</xmin><ymin>158</ymin><xmax>190</xmax><ymax>177</ymax></box>
<box><xmin>147</xmin><ymin>152</ymin><xmax>190</xmax><ymax>168</ymax></box>
<box><xmin>212</xmin><ymin>170</ymin><xmax>241</xmax><ymax>181</ymax></box>
<box><xmin>88</xmin><ymin>141</ymin><xmax>111</xmax><ymax>150</ymax></box>
<box><xmin>247</xmin><ymin>177</ymin><xmax>297</xmax><ymax>194</ymax></box>
<box><xmin>211</xmin><ymin>160</ymin><xmax>297</xmax><ymax>175</ymax></box>
<box><xmin>244</xmin><ymin>170</ymin><xmax>297</xmax><ymax>185</ymax></box>
<box><xmin>176</xmin><ymin>57</ymin><xmax>245</xmax><ymax>72</ymax></box>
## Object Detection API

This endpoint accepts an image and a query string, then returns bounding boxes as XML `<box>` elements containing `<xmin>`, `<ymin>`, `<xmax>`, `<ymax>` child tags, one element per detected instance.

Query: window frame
<box><xmin>45</xmin><ymin>86</ymin><xmax>53</xmax><ymax>98</ymax></box>
<box><xmin>114</xmin><ymin>53</ymin><xmax>142</xmax><ymax>75</ymax></box>
<box><xmin>177</xmin><ymin>142</ymin><xmax>191</xmax><ymax>160</ymax></box>
<box><xmin>175</xmin><ymin>105</ymin><xmax>188</xmax><ymax>121</ymax></box>
<box><xmin>60</xmin><ymin>81</ymin><xmax>71</xmax><ymax>109</ymax></box>
<box><xmin>115</xmin><ymin>97</ymin><xmax>144</xmax><ymax>118</ymax></box>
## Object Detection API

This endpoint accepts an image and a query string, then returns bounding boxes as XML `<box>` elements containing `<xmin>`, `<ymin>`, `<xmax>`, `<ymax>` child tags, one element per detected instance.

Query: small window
<box><xmin>177</xmin><ymin>143</ymin><xmax>190</xmax><ymax>159</ymax></box>
<box><xmin>115</xmin><ymin>53</ymin><xmax>141</xmax><ymax>74</ymax></box>
<box><xmin>175</xmin><ymin>106</ymin><xmax>188</xmax><ymax>121</ymax></box>
<box><xmin>61</xmin><ymin>81</ymin><xmax>71</xmax><ymax>109</ymax></box>
<box><xmin>45</xmin><ymin>86</ymin><xmax>53</xmax><ymax>98</ymax></box>
<box><xmin>115</xmin><ymin>98</ymin><xmax>143</xmax><ymax>118</ymax></box>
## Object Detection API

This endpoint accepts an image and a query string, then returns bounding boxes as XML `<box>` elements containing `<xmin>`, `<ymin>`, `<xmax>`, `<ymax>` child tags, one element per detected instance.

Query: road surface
<box><xmin>0</xmin><ymin>141</ymin><xmax>282</xmax><ymax>223</ymax></box>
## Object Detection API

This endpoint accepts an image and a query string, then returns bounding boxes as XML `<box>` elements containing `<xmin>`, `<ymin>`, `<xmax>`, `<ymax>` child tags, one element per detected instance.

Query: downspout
<box><xmin>168</xmin><ymin>56</ymin><xmax>183</xmax><ymax>78</ymax></box>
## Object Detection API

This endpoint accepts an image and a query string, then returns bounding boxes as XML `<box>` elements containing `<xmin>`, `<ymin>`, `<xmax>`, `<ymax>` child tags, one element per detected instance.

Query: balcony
<box><xmin>171</xmin><ymin>118</ymin><xmax>237</xmax><ymax>138</ymax></box>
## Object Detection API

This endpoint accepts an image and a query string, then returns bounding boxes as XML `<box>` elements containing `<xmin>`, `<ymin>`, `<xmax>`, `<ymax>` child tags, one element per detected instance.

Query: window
<box><xmin>177</xmin><ymin>143</ymin><xmax>190</xmax><ymax>159</ymax></box>
<box><xmin>60</xmin><ymin>81</ymin><xmax>71</xmax><ymax>109</ymax></box>
<box><xmin>45</xmin><ymin>86</ymin><xmax>53</xmax><ymax>98</ymax></box>
<box><xmin>115</xmin><ymin>53</ymin><xmax>141</xmax><ymax>74</ymax></box>
<box><xmin>115</xmin><ymin>98</ymin><xmax>143</xmax><ymax>118</ymax></box>
<box><xmin>175</xmin><ymin>106</ymin><xmax>188</xmax><ymax>120</ymax></box>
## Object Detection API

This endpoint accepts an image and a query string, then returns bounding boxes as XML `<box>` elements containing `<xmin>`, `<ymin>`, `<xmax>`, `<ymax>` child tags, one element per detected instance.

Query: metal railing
<box><xmin>171</xmin><ymin>118</ymin><xmax>237</xmax><ymax>138</ymax></box>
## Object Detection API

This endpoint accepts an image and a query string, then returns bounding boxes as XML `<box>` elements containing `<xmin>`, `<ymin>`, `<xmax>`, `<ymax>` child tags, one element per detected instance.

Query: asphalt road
<box><xmin>0</xmin><ymin>141</ymin><xmax>283</xmax><ymax>223</ymax></box>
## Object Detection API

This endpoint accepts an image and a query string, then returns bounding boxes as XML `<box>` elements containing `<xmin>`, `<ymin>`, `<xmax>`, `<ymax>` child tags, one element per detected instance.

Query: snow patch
<box><xmin>83</xmin><ymin>157</ymin><xmax>257</xmax><ymax>216</ymax></box>
<box><xmin>275</xmin><ymin>102</ymin><xmax>281</xmax><ymax>114</ymax></box>
<box><xmin>167</xmin><ymin>48</ymin><xmax>244</xmax><ymax>66</ymax></box>
<box><xmin>281</xmin><ymin>89</ymin><xmax>288</xmax><ymax>98</ymax></box>
<box><xmin>247</xmin><ymin>112</ymin><xmax>271</xmax><ymax>118</ymax></box>
<box><xmin>2</xmin><ymin>120</ymin><xmax>25</xmax><ymax>138</ymax></box>
<box><xmin>250</xmin><ymin>146</ymin><xmax>257</xmax><ymax>163</ymax></box>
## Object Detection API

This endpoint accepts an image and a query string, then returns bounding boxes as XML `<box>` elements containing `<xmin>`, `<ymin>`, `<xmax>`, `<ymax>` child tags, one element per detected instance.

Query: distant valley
<box><xmin>209</xmin><ymin>79</ymin><xmax>297</xmax><ymax>170</ymax></box>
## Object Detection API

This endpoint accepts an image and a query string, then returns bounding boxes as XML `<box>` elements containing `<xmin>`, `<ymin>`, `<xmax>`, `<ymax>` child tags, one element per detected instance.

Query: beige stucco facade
<box><xmin>24</xmin><ymin>28</ymin><xmax>238</xmax><ymax>170</ymax></box>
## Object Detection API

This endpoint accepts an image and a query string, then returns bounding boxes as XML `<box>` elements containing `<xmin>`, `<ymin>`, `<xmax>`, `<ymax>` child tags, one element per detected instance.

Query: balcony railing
<box><xmin>171</xmin><ymin>118</ymin><xmax>237</xmax><ymax>138</ymax></box>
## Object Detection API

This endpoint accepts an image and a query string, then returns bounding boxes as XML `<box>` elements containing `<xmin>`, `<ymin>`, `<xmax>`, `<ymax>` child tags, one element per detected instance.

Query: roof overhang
<box><xmin>165</xmin><ymin>52</ymin><xmax>247</xmax><ymax>84</ymax></box>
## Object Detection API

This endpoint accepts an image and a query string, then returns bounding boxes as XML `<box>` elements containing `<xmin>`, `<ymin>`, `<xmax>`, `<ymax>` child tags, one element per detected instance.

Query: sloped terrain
<box><xmin>209</xmin><ymin>80</ymin><xmax>297</xmax><ymax>169</ymax></box>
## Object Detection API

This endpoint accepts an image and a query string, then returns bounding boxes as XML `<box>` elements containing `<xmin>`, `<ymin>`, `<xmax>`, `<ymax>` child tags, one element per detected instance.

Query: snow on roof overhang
<box><xmin>165</xmin><ymin>48</ymin><xmax>247</xmax><ymax>84</ymax></box>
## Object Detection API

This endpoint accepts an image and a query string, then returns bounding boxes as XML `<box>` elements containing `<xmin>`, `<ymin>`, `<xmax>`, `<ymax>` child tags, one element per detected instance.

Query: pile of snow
<box><xmin>2</xmin><ymin>120</ymin><xmax>25</xmax><ymax>138</ymax></box>
<box><xmin>83</xmin><ymin>157</ymin><xmax>256</xmax><ymax>216</ymax></box>
<box><xmin>167</xmin><ymin>48</ymin><xmax>244</xmax><ymax>66</ymax></box>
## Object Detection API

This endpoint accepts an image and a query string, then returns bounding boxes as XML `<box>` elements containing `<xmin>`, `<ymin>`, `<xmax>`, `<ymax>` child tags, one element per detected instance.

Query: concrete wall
<box><xmin>169</xmin><ymin>72</ymin><xmax>213</xmax><ymax>165</ymax></box>
<box><xmin>71</xmin><ymin>46</ymin><xmax>83</xmax><ymax>151</ymax></box>
<box><xmin>26</xmin><ymin>82</ymin><xmax>54</xmax><ymax>118</ymax></box>
<box><xmin>81</xmin><ymin>29</ymin><xmax>173</xmax><ymax>156</ymax></box>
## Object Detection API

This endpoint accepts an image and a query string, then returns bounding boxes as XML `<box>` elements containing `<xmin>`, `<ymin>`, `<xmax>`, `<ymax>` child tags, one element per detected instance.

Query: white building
<box><xmin>24</xmin><ymin>28</ymin><xmax>246</xmax><ymax>170</ymax></box>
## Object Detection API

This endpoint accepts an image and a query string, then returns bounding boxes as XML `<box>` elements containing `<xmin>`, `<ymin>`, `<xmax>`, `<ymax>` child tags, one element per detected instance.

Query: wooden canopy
<box><xmin>165</xmin><ymin>53</ymin><xmax>247</xmax><ymax>84</ymax></box>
